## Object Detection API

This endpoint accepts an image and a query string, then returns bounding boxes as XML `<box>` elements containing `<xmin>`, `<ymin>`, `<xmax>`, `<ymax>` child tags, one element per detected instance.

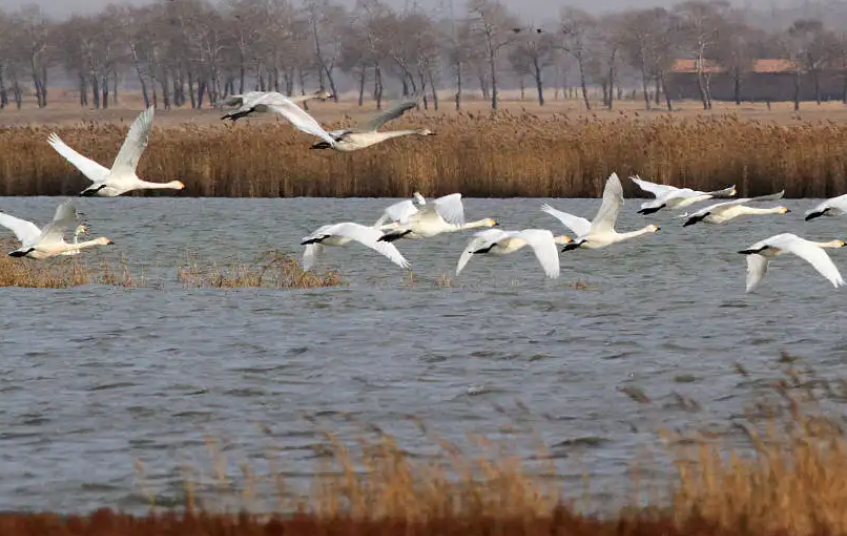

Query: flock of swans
<box><xmin>0</xmin><ymin>90</ymin><xmax>846</xmax><ymax>294</ymax></box>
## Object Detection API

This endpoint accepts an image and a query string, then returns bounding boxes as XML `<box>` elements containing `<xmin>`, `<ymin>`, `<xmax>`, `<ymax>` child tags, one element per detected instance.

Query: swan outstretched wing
<box><xmin>381</xmin><ymin>199</ymin><xmax>420</xmax><ymax>225</ymax></box>
<box><xmin>516</xmin><ymin>229</ymin><xmax>560</xmax><ymax>279</ymax></box>
<box><xmin>47</xmin><ymin>133</ymin><xmax>111</xmax><ymax>184</ymax></box>
<box><xmin>0</xmin><ymin>212</ymin><xmax>42</xmax><ymax>246</ymax></box>
<box><xmin>358</xmin><ymin>95</ymin><xmax>421</xmax><ymax>132</ymax></box>
<box><xmin>328</xmin><ymin>222</ymin><xmax>410</xmax><ymax>269</ymax></box>
<box><xmin>744</xmin><ymin>254</ymin><xmax>769</xmax><ymax>293</ymax></box>
<box><xmin>540</xmin><ymin>204</ymin><xmax>591</xmax><ymax>237</ymax></box>
<box><xmin>456</xmin><ymin>229</ymin><xmax>508</xmax><ymax>275</ymax></box>
<box><xmin>805</xmin><ymin>193</ymin><xmax>847</xmax><ymax>219</ymax></box>
<box><xmin>266</xmin><ymin>98</ymin><xmax>337</xmax><ymax>147</ymax></box>
<box><xmin>111</xmin><ymin>105</ymin><xmax>155</xmax><ymax>174</ymax></box>
<box><xmin>591</xmin><ymin>172</ymin><xmax>624</xmax><ymax>233</ymax></box>
<box><xmin>39</xmin><ymin>200</ymin><xmax>79</xmax><ymax>245</ymax></box>
<box><xmin>768</xmin><ymin>234</ymin><xmax>846</xmax><ymax>289</ymax></box>
<box><xmin>302</xmin><ymin>243</ymin><xmax>324</xmax><ymax>272</ymax></box>
<box><xmin>630</xmin><ymin>175</ymin><xmax>678</xmax><ymax>198</ymax></box>
<box><xmin>431</xmin><ymin>193</ymin><xmax>466</xmax><ymax>226</ymax></box>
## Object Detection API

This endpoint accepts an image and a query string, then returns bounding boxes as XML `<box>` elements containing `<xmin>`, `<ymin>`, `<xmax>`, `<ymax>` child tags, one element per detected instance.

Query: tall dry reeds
<box><xmin>5</xmin><ymin>112</ymin><xmax>847</xmax><ymax>198</ymax></box>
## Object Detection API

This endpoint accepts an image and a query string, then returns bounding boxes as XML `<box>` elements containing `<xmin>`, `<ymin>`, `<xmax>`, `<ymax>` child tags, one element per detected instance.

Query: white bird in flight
<box><xmin>377</xmin><ymin>193</ymin><xmax>498</xmax><ymax>242</ymax></box>
<box><xmin>804</xmin><ymin>192</ymin><xmax>847</xmax><ymax>221</ymax></box>
<box><xmin>737</xmin><ymin>233</ymin><xmax>846</xmax><ymax>293</ymax></box>
<box><xmin>681</xmin><ymin>190</ymin><xmax>789</xmax><ymax>227</ymax></box>
<box><xmin>372</xmin><ymin>192</ymin><xmax>427</xmax><ymax>229</ymax></box>
<box><xmin>220</xmin><ymin>89</ymin><xmax>333</xmax><ymax>122</ymax></box>
<box><xmin>455</xmin><ymin>228</ymin><xmax>570</xmax><ymax>279</ymax></box>
<box><xmin>46</xmin><ymin>106</ymin><xmax>185</xmax><ymax>197</ymax></box>
<box><xmin>300</xmin><ymin>222</ymin><xmax>410</xmax><ymax>272</ymax></box>
<box><xmin>542</xmin><ymin>172</ymin><xmax>660</xmax><ymax>251</ymax></box>
<box><xmin>630</xmin><ymin>175</ymin><xmax>736</xmax><ymax>215</ymax></box>
<box><xmin>230</xmin><ymin>92</ymin><xmax>435</xmax><ymax>152</ymax></box>
<box><xmin>0</xmin><ymin>200</ymin><xmax>114</xmax><ymax>259</ymax></box>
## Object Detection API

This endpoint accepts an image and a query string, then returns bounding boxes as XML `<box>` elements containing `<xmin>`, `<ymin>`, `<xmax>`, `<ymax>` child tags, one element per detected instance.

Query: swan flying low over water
<box><xmin>630</xmin><ymin>175</ymin><xmax>736</xmax><ymax>215</ymax></box>
<box><xmin>301</xmin><ymin>222</ymin><xmax>410</xmax><ymax>272</ymax></box>
<box><xmin>738</xmin><ymin>233</ymin><xmax>846</xmax><ymax>293</ymax></box>
<box><xmin>542</xmin><ymin>173</ymin><xmax>660</xmax><ymax>251</ymax></box>
<box><xmin>681</xmin><ymin>190</ymin><xmax>788</xmax><ymax>227</ymax></box>
<box><xmin>377</xmin><ymin>193</ymin><xmax>498</xmax><ymax>242</ymax></box>
<box><xmin>0</xmin><ymin>200</ymin><xmax>114</xmax><ymax>259</ymax></box>
<box><xmin>47</xmin><ymin>106</ymin><xmax>185</xmax><ymax>197</ymax></box>
<box><xmin>804</xmin><ymin>192</ymin><xmax>847</xmax><ymax>221</ymax></box>
<box><xmin>372</xmin><ymin>192</ymin><xmax>427</xmax><ymax>228</ymax></box>
<box><xmin>456</xmin><ymin>228</ymin><xmax>570</xmax><ymax>279</ymax></box>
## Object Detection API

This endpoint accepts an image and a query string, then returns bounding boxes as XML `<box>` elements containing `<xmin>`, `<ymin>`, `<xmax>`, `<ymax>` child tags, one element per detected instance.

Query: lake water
<box><xmin>1</xmin><ymin>195</ymin><xmax>846</xmax><ymax>514</ymax></box>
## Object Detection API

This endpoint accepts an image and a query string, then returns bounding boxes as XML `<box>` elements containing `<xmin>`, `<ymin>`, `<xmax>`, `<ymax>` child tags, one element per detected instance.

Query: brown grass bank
<box><xmin>4</xmin><ymin>113</ymin><xmax>847</xmax><ymax>198</ymax></box>
<box><xmin>6</xmin><ymin>360</ymin><xmax>847</xmax><ymax>535</ymax></box>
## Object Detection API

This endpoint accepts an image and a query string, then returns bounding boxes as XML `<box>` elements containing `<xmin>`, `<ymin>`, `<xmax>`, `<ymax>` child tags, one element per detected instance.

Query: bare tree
<box><xmin>620</xmin><ymin>8</ymin><xmax>678</xmax><ymax>111</ymax></box>
<box><xmin>674</xmin><ymin>0</ymin><xmax>730</xmax><ymax>109</ymax></box>
<box><xmin>711</xmin><ymin>20</ymin><xmax>763</xmax><ymax>105</ymax></box>
<box><xmin>559</xmin><ymin>7</ymin><xmax>596</xmax><ymax>110</ymax></box>
<box><xmin>507</xmin><ymin>27</ymin><xmax>556</xmax><ymax>105</ymax></box>
<box><xmin>13</xmin><ymin>5</ymin><xmax>52</xmax><ymax>108</ymax></box>
<box><xmin>466</xmin><ymin>0</ymin><xmax>519</xmax><ymax>109</ymax></box>
<box><xmin>784</xmin><ymin>19</ymin><xmax>837</xmax><ymax>108</ymax></box>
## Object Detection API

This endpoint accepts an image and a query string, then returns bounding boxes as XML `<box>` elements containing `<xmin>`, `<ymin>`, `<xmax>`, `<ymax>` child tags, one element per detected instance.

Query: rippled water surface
<box><xmin>1</xmin><ymin>195</ymin><xmax>846</xmax><ymax>514</ymax></box>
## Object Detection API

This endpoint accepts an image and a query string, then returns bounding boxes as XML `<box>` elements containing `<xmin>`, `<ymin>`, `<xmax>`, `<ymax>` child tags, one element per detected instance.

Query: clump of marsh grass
<box><xmin>177</xmin><ymin>250</ymin><xmax>344</xmax><ymax>289</ymax></box>
<box><xmin>7</xmin><ymin>112</ymin><xmax>847</xmax><ymax>198</ymax></box>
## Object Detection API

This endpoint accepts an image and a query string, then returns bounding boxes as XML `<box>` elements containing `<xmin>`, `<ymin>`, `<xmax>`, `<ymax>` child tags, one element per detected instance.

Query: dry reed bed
<box><xmin>128</xmin><ymin>358</ymin><xmax>847</xmax><ymax>535</ymax></box>
<box><xmin>4</xmin><ymin>112</ymin><xmax>847</xmax><ymax>198</ymax></box>
<box><xmin>0</xmin><ymin>243</ymin><xmax>342</xmax><ymax>289</ymax></box>
<box><xmin>0</xmin><ymin>356</ymin><xmax>844</xmax><ymax>535</ymax></box>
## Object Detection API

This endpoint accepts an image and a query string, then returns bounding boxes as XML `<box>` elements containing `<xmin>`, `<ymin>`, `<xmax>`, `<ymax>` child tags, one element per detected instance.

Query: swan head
<box><xmin>486</xmin><ymin>218</ymin><xmax>499</xmax><ymax>227</ymax></box>
<box><xmin>75</xmin><ymin>224</ymin><xmax>89</xmax><ymax>236</ymax></box>
<box><xmin>96</xmin><ymin>237</ymin><xmax>115</xmax><ymax>246</ymax></box>
<box><xmin>778</xmin><ymin>206</ymin><xmax>791</xmax><ymax>214</ymax></box>
<box><xmin>170</xmin><ymin>181</ymin><xmax>186</xmax><ymax>190</ymax></box>
<box><xmin>647</xmin><ymin>224</ymin><xmax>660</xmax><ymax>233</ymax></box>
<box><xmin>553</xmin><ymin>235</ymin><xmax>572</xmax><ymax>245</ymax></box>
<box><xmin>416</xmin><ymin>128</ymin><xmax>435</xmax><ymax>136</ymax></box>
<box><xmin>314</xmin><ymin>89</ymin><xmax>333</xmax><ymax>100</ymax></box>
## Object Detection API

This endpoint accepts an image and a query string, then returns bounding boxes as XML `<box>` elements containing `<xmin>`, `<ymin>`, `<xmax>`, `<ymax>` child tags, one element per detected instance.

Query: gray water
<box><xmin>1</xmin><ymin>195</ymin><xmax>846</xmax><ymax>514</ymax></box>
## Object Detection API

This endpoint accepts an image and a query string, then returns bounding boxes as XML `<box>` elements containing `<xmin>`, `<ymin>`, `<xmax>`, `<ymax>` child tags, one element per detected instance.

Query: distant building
<box><xmin>666</xmin><ymin>58</ymin><xmax>846</xmax><ymax>103</ymax></box>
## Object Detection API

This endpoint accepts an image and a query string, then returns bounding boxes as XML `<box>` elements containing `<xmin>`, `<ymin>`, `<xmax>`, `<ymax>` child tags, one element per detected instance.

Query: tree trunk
<box><xmin>654</xmin><ymin>75</ymin><xmax>661</xmax><ymax>105</ymax></box>
<box><xmin>814</xmin><ymin>69</ymin><xmax>821</xmax><ymax>104</ymax></box>
<box><xmin>577</xmin><ymin>55</ymin><xmax>591</xmax><ymax>110</ymax></box>
<box><xmin>488</xmin><ymin>43</ymin><xmax>498</xmax><ymax>110</ymax></box>
<box><xmin>427</xmin><ymin>68</ymin><xmax>439</xmax><ymax>111</ymax></box>
<box><xmin>0</xmin><ymin>67</ymin><xmax>7</xmax><ymax>109</ymax></box>
<box><xmin>640</xmin><ymin>64</ymin><xmax>651</xmax><ymax>110</ymax></box>
<box><xmin>324</xmin><ymin>66</ymin><xmax>339</xmax><ymax>102</ymax></box>
<box><xmin>91</xmin><ymin>75</ymin><xmax>100</xmax><ymax>109</ymax></box>
<box><xmin>455</xmin><ymin>61</ymin><xmax>462</xmax><ymax>110</ymax></box>
<box><xmin>534</xmin><ymin>59</ymin><xmax>544</xmax><ymax>106</ymax></box>
<box><xmin>358</xmin><ymin>67</ymin><xmax>366</xmax><ymax>106</ymax></box>
<box><xmin>102</xmin><ymin>74</ymin><xmax>109</xmax><ymax>109</ymax></box>
<box><xmin>112</xmin><ymin>69</ymin><xmax>119</xmax><ymax>105</ymax></box>
<box><xmin>794</xmin><ymin>70</ymin><xmax>801</xmax><ymax>111</ymax></box>
<box><xmin>734</xmin><ymin>71</ymin><xmax>741</xmax><ymax>105</ymax></box>
<box><xmin>660</xmin><ymin>71</ymin><xmax>673</xmax><ymax>111</ymax></box>
<box><xmin>79</xmin><ymin>73</ymin><xmax>87</xmax><ymax>106</ymax></box>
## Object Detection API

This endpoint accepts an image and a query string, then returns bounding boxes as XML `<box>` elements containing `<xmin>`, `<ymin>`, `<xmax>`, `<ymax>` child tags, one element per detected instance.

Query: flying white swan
<box><xmin>738</xmin><ymin>233</ymin><xmax>846</xmax><ymax>293</ymax></box>
<box><xmin>630</xmin><ymin>175</ymin><xmax>736</xmax><ymax>215</ymax></box>
<box><xmin>47</xmin><ymin>106</ymin><xmax>185</xmax><ymax>197</ymax></box>
<box><xmin>804</xmin><ymin>192</ymin><xmax>847</xmax><ymax>221</ymax></box>
<box><xmin>681</xmin><ymin>190</ymin><xmax>788</xmax><ymax>227</ymax></box>
<box><xmin>541</xmin><ymin>172</ymin><xmax>660</xmax><ymax>251</ymax></box>
<box><xmin>377</xmin><ymin>193</ymin><xmax>498</xmax><ymax>242</ymax></box>
<box><xmin>456</xmin><ymin>228</ymin><xmax>570</xmax><ymax>279</ymax></box>
<box><xmin>301</xmin><ymin>222</ymin><xmax>410</xmax><ymax>272</ymax></box>
<box><xmin>234</xmin><ymin>92</ymin><xmax>435</xmax><ymax>151</ymax></box>
<box><xmin>220</xmin><ymin>89</ymin><xmax>333</xmax><ymax>122</ymax></box>
<box><xmin>0</xmin><ymin>200</ymin><xmax>114</xmax><ymax>259</ymax></box>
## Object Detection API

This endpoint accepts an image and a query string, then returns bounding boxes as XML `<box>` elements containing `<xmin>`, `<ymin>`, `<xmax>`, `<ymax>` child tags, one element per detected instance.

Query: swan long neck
<box><xmin>67</xmin><ymin>238</ymin><xmax>109</xmax><ymax>251</ymax></box>
<box><xmin>457</xmin><ymin>218</ymin><xmax>497</xmax><ymax>230</ymax></box>
<box><xmin>377</xmin><ymin>130</ymin><xmax>427</xmax><ymax>140</ymax></box>
<box><xmin>737</xmin><ymin>206</ymin><xmax>788</xmax><ymax>215</ymax></box>
<box><xmin>814</xmin><ymin>239</ymin><xmax>846</xmax><ymax>249</ymax></box>
<box><xmin>615</xmin><ymin>226</ymin><xmax>658</xmax><ymax>240</ymax></box>
<box><xmin>138</xmin><ymin>180</ymin><xmax>185</xmax><ymax>190</ymax></box>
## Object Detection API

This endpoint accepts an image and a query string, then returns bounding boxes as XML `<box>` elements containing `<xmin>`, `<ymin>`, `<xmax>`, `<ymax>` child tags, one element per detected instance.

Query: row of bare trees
<box><xmin>0</xmin><ymin>0</ymin><xmax>846</xmax><ymax>111</ymax></box>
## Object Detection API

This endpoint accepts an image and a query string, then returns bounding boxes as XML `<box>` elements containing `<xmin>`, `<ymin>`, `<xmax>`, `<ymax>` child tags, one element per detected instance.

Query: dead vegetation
<box><xmin>5</xmin><ymin>112</ymin><xmax>847</xmax><ymax>199</ymax></box>
<box><xmin>176</xmin><ymin>250</ymin><xmax>344</xmax><ymax>289</ymax></box>
<box><xmin>4</xmin><ymin>356</ymin><xmax>847</xmax><ymax>534</ymax></box>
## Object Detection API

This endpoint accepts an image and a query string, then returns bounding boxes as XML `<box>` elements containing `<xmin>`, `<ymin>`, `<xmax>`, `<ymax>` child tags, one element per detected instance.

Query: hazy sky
<box><xmin>0</xmin><ymin>0</ymin><xmax>777</xmax><ymax>21</ymax></box>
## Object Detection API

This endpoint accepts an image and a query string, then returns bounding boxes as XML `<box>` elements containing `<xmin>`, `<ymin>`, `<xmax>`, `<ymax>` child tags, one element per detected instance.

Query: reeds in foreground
<box><xmin>5</xmin><ymin>112</ymin><xmax>847</xmax><ymax>198</ymax></box>
<box><xmin>176</xmin><ymin>250</ymin><xmax>344</xmax><ymax>289</ymax></box>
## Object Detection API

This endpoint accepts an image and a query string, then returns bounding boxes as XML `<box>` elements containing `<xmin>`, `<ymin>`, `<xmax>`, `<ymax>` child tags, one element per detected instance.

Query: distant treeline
<box><xmin>2</xmin><ymin>0</ymin><xmax>847</xmax><ymax>113</ymax></box>
<box><xmin>3</xmin><ymin>113</ymin><xmax>846</xmax><ymax>198</ymax></box>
